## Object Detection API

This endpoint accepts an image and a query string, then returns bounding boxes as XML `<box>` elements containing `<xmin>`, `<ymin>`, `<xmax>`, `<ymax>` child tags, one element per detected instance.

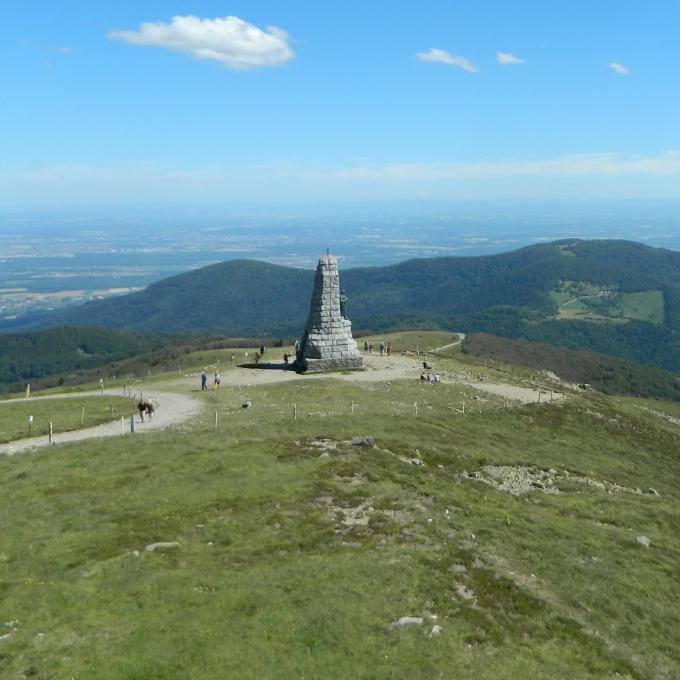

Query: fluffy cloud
<box><xmin>608</xmin><ymin>62</ymin><xmax>629</xmax><ymax>75</ymax></box>
<box><xmin>109</xmin><ymin>15</ymin><xmax>294</xmax><ymax>70</ymax></box>
<box><xmin>496</xmin><ymin>51</ymin><xmax>525</xmax><ymax>65</ymax></box>
<box><xmin>330</xmin><ymin>152</ymin><xmax>680</xmax><ymax>181</ymax></box>
<box><xmin>416</xmin><ymin>48</ymin><xmax>478</xmax><ymax>72</ymax></box>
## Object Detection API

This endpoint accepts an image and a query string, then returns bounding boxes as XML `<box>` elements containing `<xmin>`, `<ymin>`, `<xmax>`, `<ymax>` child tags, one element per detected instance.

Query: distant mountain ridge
<box><xmin>7</xmin><ymin>239</ymin><xmax>680</xmax><ymax>371</ymax></box>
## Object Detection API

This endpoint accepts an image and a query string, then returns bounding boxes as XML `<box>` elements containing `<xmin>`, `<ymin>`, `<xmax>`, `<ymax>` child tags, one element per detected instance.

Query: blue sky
<box><xmin>2</xmin><ymin>1</ymin><xmax>680</xmax><ymax>205</ymax></box>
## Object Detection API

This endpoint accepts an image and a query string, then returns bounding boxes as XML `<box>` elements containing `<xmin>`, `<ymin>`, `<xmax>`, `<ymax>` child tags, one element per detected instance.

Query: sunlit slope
<box><xmin>1</xmin><ymin>339</ymin><xmax>679</xmax><ymax>679</ymax></box>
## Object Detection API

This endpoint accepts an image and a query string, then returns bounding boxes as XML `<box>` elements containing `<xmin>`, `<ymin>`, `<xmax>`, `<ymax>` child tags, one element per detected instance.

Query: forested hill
<box><xmin>10</xmin><ymin>239</ymin><xmax>680</xmax><ymax>371</ymax></box>
<box><xmin>0</xmin><ymin>327</ymin><xmax>173</xmax><ymax>389</ymax></box>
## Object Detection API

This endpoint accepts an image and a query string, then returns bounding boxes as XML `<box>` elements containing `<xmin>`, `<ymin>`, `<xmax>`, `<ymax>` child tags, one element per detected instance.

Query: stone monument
<box><xmin>295</xmin><ymin>254</ymin><xmax>363</xmax><ymax>372</ymax></box>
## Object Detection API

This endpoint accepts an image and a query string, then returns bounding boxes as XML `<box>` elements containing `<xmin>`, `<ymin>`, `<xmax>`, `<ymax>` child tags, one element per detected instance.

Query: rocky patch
<box><xmin>461</xmin><ymin>465</ymin><xmax>658</xmax><ymax>497</ymax></box>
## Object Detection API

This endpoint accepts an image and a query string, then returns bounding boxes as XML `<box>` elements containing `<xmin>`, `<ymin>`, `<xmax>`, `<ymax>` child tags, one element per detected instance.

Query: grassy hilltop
<box><xmin>1</xmin><ymin>331</ymin><xmax>679</xmax><ymax>679</ymax></box>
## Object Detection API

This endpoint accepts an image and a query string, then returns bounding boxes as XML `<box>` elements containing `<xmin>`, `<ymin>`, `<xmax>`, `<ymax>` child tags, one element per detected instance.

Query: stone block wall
<box><xmin>297</xmin><ymin>255</ymin><xmax>363</xmax><ymax>372</ymax></box>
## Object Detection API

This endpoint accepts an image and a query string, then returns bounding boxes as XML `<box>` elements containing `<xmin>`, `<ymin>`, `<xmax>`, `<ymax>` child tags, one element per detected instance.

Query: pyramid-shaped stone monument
<box><xmin>295</xmin><ymin>254</ymin><xmax>363</xmax><ymax>372</ymax></box>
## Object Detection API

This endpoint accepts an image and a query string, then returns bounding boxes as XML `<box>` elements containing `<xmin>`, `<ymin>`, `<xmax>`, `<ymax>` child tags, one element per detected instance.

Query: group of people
<box><xmin>363</xmin><ymin>341</ymin><xmax>392</xmax><ymax>356</ymax></box>
<box><xmin>421</xmin><ymin>359</ymin><xmax>440</xmax><ymax>383</ymax></box>
<box><xmin>200</xmin><ymin>371</ymin><xmax>221</xmax><ymax>391</ymax></box>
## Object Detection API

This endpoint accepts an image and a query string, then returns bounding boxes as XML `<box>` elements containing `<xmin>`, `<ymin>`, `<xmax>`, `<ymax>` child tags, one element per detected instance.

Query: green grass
<box><xmin>1</xmin><ymin>349</ymin><xmax>679</xmax><ymax>678</ymax></box>
<box><xmin>619</xmin><ymin>290</ymin><xmax>665</xmax><ymax>324</ymax></box>
<box><xmin>360</xmin><ymin>330</ymin><xmax>459</xmax><ymax>354</ymax></box>
<box><xmin>0</xmin><ymin>396</ymin><xmax>136</xmax><ymax>443</ymax></box>
<box><xmin>551</xmin><ymin>281</ymin><xmax>665</xmax><ymax>325</ymax></box>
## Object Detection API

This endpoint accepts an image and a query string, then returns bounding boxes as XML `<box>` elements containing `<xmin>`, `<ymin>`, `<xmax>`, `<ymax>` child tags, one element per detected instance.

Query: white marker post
<box><xmin>49</xmin><ymin>421</ymin><xmax>53</xmax><ymax>445</ymax></box>
<box><xmin>81</xmin><ymin>407</ymin><xmax>85</xmax><ymax>425</ymax></box>
<box><xmin>100</xmin><ymin>378</ymin><xmax>104</xmax><ymax>396</ymax></box>
<box><xmin>28</xmin><ymin>415</ymin><xmax>33</xmax><ymax>435</ymax></box>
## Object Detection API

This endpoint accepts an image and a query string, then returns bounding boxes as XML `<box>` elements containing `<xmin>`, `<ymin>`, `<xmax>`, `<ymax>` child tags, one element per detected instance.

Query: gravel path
<box><xmin>0</xmin><ymin>388</ymin><xmax>201</xmax><ymax>457</ymax></box>
<box><xmin>186</xmin><ymin>352</ymin><xmax>562</xmax><ymax>404</ymax></box>
<box><xmin>1</xmin><ymin>350</ymin><xmax>561</xmax><ymax>457</ymax></box>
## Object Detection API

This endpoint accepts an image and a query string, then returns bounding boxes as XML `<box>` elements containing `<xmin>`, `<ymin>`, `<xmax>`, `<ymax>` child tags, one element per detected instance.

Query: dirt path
<box><xmin>188</xmin><ymin>352</ymin><xmax>562</xmax><ymax>405</ymax></box>
<box><xmin>430</xmin><ymin>333</ymin><xmax>465</xmax><ymax>353</ymax></box>
<box><xmin>2</xmin><ymin>351</ymin><xmax>561</xmax><ymax>456</ymax></box>
<box><xmin>0</xmin><ymin>388</ymin><xmax>201</xmax><ymax>457</ymax></box>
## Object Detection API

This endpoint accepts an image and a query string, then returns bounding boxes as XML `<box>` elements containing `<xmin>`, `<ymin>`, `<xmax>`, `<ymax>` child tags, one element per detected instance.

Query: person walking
<box><xmin>200</xmin><ymin>371</ymin><xmax>208</xmax><ymax>391</ymax></box>
<box><xmin>213</xmin><ymin>372</ymin><xmax>221</xmax><ymax>390</ymax></box>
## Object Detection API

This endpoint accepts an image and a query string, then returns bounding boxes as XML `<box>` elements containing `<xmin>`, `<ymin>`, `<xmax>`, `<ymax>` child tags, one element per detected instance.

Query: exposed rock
<box><xmin>463</xmin><ymin>464</ymin><xmax>645</xmax><ymax>497</ymax></box>
<box><xmin>145</xmin><ymin>542</ymin><xmax>181</xmax><ymax>553</ymax></box>
<box><xmin>318</xmin><ymin>452</ymin><xmax>330</xmax><ymax>459</ymax></box>
<box><xmin>429</xmin><ymin>624</ymin><xmax>442</xmax><ymax>638</ymax></box>
<box><xmin>647</xmin><ymin>488</ymin><xmax>660</xmax><ymax>496</ymax></box>
<box><xmin>0</xmin><ymin>633</ymin><xmax>11</xmax><ymax>641</ymax></box>
<box><xmin>455</xmin><ymin>584</ymin><xmax>477</xmax><ymax>602</ymax></box>
<box><xmin>636</xmin><ymin>535</ymin><xmax>650</xmax><ymax>548</ymax></box>
<box><xmin>351</xmin><ymin>437</ymin><xmax>375</xmax><ymax>447</ymax></box>
<box><xmin>242</xmin><ymin>401</ymin><xmax>252</xmax><ymax>409</ymax></box>
<box><xmin>390</xmin><ymin>616</ymin><xmax>424</xmax><ymax>628</ymax></box>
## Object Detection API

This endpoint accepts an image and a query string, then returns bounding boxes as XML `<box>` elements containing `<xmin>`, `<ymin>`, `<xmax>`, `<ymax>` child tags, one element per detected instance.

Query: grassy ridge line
<box><xmin>462</xmin><ymin>333</ymin><xmax>680</xmax><ymax>401</ymax></box>
<box><xmin>2</xmin><ymin>340</ymin><xmax>680</xmax><ymax>677</ymax></box>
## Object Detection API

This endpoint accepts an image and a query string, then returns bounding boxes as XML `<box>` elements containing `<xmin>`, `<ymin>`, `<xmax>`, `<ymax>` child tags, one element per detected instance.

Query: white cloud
<box><xmin>108</xmin><ymin>15</ymin><xmax>294</xmax><ymax>70</ymax></box>
<box><xmin>608</xmin><ymin>62</ymin><xmax>629</xmax><ymax>75</ymax></box>
<box><xmin>57</xmin><ymin>47</ymin><xmax>73</xmax><ymax>55</ymax></box>
<box><xmin>3</xmin><ymin>153</ymin><xmax>680</xmax><ymax>203</ymax></box>
<box><xmin>328</xmin><ymin>152</ymin><xmax>680</xmax><ymax>181</ymax></box>
<box><xmin>416</xmin><ymin>48</ymin><xmax>478</xmax><ymax>72</ymax></box>
<box><xmin>496</xmin><ymin>51</ymin><xmax>525</xmax><ymax>65</ymax></box>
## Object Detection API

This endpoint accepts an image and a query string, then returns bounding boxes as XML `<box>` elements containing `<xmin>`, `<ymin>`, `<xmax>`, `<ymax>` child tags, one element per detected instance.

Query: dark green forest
<box><xmin>3</xmin><ymin>239</ymin><xmax>680</xmax><ymax>372</ymax></box>
<box><xmin>0</xmin><ymin>328</ymin><xmax>172</xmax><ymax>391</ymax></box>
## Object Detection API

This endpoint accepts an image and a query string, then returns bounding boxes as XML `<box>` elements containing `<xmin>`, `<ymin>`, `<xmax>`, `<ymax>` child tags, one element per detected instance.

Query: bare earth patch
<box><xmin>461</xmin><ymin>465</ymin><xmax>657</xmax><ymax>497</ymax></box>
